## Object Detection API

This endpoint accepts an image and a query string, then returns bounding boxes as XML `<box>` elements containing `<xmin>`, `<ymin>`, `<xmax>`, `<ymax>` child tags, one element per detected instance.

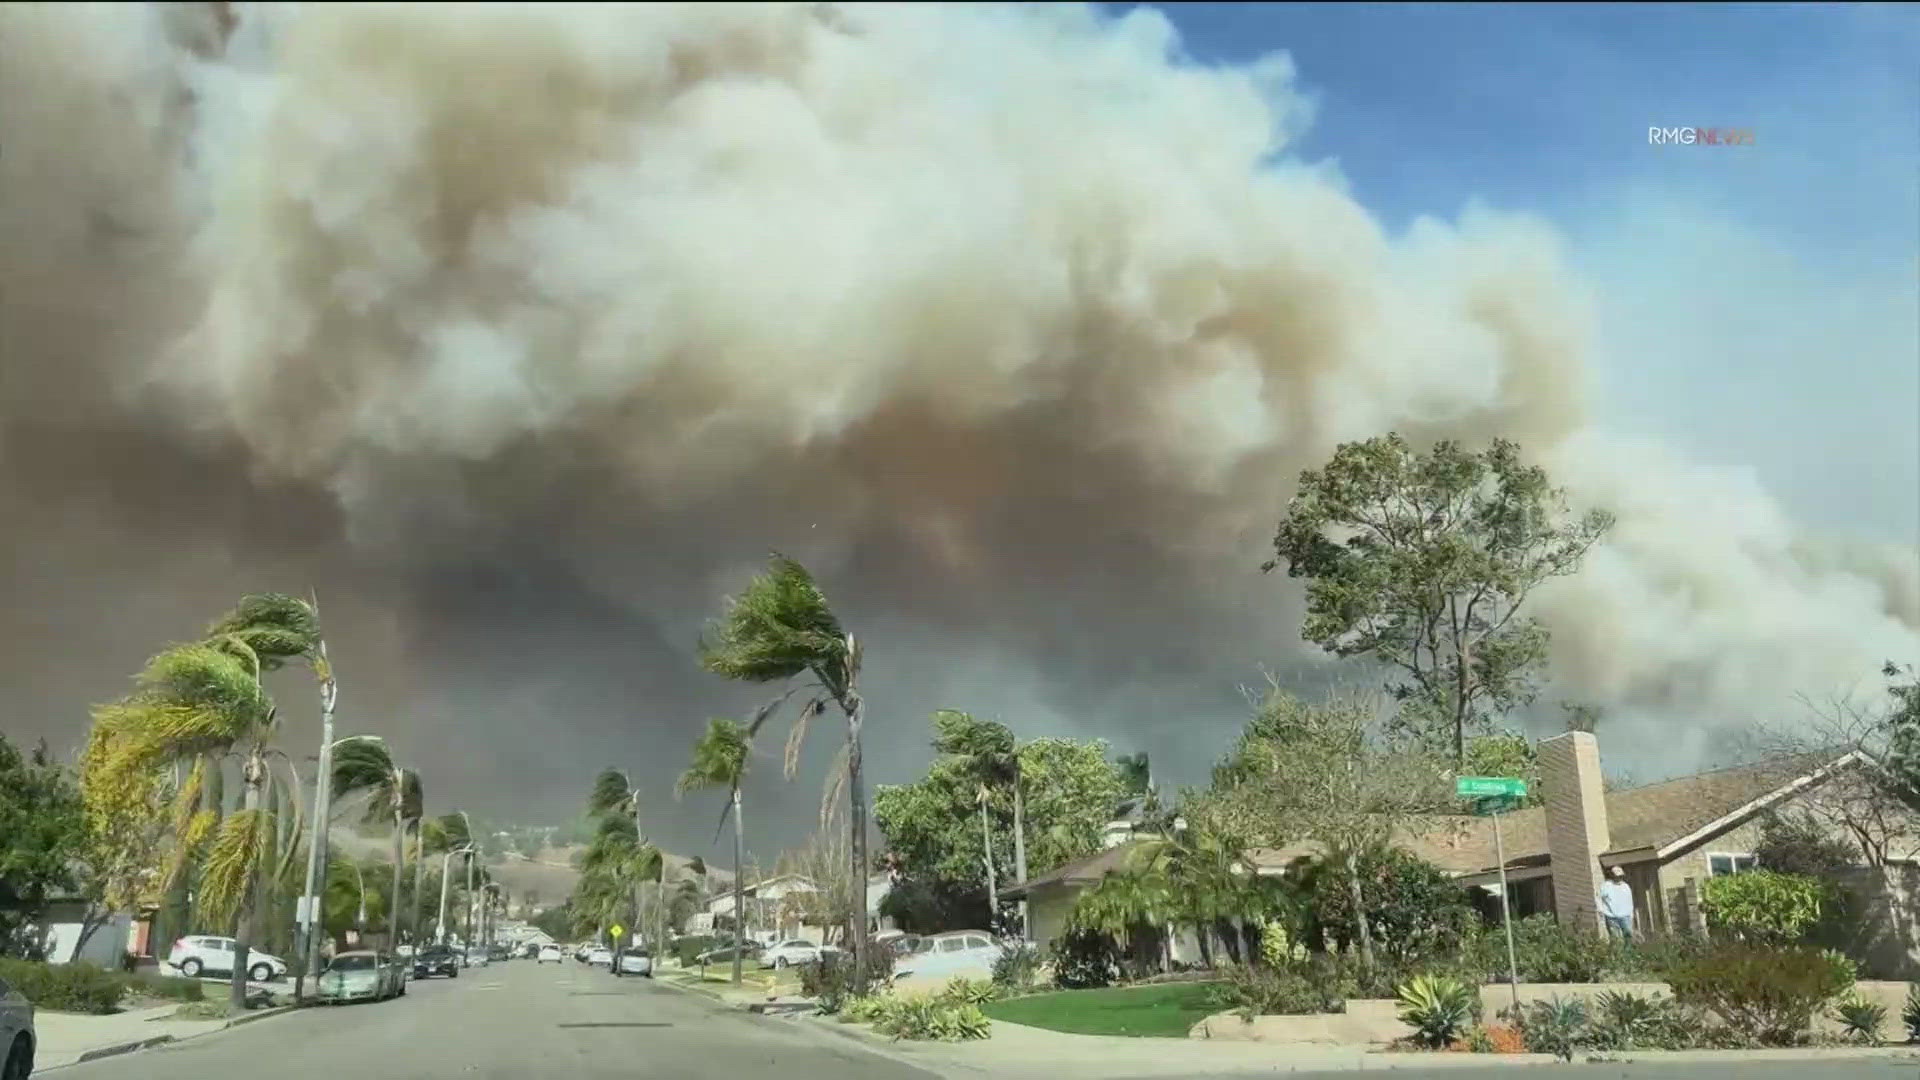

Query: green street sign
<box><xmin>1456</xmin><ymin>776</ymin><xmax>1527</xmax><ymax>799</ymax></box>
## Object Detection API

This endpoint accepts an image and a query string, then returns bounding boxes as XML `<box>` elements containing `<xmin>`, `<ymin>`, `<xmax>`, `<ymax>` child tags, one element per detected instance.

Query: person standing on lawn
<box><xmin>1598</xmin><ymin>865</ymin><xmax>1635</xmax><ymax>942</ymax></box>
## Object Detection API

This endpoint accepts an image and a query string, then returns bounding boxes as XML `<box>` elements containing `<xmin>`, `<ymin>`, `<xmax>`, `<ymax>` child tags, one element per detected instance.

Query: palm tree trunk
<box><xmin>846</xmin><ymin>696</ymin><xmax>870</xmax><ymax>996</ymax></box>
<box><xmin>979</xmin><ymin>795</ymin><xmax>998</xmax><ymax>931</ymax></box>
<box><xmin>731</xmin><ymin>787</ymin><xmax>746</xmax><ymax>986</ymax></box>
<box><xmin>1011</xmin><ymin>773</ymin><xmax>1030</xmax><ymax>940</ymax></box>
<box><xmin>230</xmin><ymin>751</ymin><xmax>265</xmax><ymax>1010</ymax></box>
<box><xmin>390</xmin><ymin>804</ymin><xmax>406</xmax><ymax>952</ymax></box>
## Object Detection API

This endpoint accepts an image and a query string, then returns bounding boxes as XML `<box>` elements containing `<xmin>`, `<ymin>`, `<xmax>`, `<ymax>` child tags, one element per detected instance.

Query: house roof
<box><xmin>1247</xmin><ymin>754</ymin><xmax>1845</xmax><ymax>878</ymax></box>
<box><xmin>999</xmin><ymin>841</ymin><xmax>1147</xmax><ymax>898</ymax></box>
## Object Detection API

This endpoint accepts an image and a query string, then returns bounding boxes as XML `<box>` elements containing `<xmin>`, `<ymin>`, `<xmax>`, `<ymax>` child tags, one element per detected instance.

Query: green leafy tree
<box><xmin>699</xmin><ymin>554</ymin><xmax>875</xmax><ymax>992</ymax></box>
<box><xmin>874</xmin><ymin>735</ymin><xmax>1122</xmax><ymax>932</ymax></box>
<box><xmin>0</xmin><ymin>736</ymin><xmax>85</xmax><ymax>954</ymax></box>
<box><xmin>1265</xmin><ymin>434</ymin><xmax>1615</xmax><ymax>767</ymax></box>
<box><xmin>1206</xmin><ymin>682</ymin><xmax>1442</xmax><ymax>971</ymax></box>
<box><xmin>677</xmin><ymin>717</ymin><xmax>759</xmax><ymax>984</ymax></box>
<box><xmin>930</xmin><ymin>711</ymin><xmax>1029</xmax><ymax>932</ymax></box>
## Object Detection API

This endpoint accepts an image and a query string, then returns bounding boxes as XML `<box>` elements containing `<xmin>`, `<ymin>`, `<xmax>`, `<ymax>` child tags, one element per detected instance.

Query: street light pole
<box><xmin>436</xmin><ymin>844</ymin><xmax>473</xmax><ymax>945</ymax></box>
<box><xmin>293</xmin><ymin>664</ymin><xmax>338</xmax><ymax>1004</ymax></box>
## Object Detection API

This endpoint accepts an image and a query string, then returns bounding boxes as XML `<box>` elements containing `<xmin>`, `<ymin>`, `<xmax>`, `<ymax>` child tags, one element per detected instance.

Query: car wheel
<box><xmin>775</xmin><ymin>957</ymin><xmax>788</xmax><ymax>969</ymax></box>
<box><xmin>180</xmin><ymin>959</ymin><xmax>203</xmax><ymax>978</ymax></box>
<box><xmin>4</xmin><ymin>1033</ymin><xmax>32</xmax><ymax>1080</ymax></box>
<box><xmin>249</xmin><ymin>962</ymin><xmax>273</xmax><ymax>983</ymax></box>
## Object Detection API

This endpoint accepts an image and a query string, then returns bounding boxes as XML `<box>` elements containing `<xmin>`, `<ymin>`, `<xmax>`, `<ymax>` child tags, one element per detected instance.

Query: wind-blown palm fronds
<box><xmin>699</xmin><ymin>554</ymin><xmax>876</xmax><ymax>992</ymax></box>
<box><xmin>195</xmin><ymin>808</ymin><xmax>271</xmax><ymax>929</ymax></box>
<box><xmin>678</xmin><ymin>717</ymin><xmax>759</xmax><ymax>984</ymax></box>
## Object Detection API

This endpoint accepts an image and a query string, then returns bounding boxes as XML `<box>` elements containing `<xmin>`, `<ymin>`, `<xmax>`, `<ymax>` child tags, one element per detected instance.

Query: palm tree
<box><xmin>88</xmin><ymin>593</ymin><xmax>319</xmax><ymax>1008</ymax></box>
<box><xmin>700</xmin><ymin>554</ymin><xmax>875</xmax><ymax>992</ymax></box>
<box><xmin>576</xmin><ymin>813</ymin><xmax>661</xmax><ymax>955</ymax></box>
<box><xmin>329</xmin><ymin>738</ymin><xmax>422</xmax><ymax>950</ymax></box>
<box><xmin>677</xmin><ymin>717</ymin><xmax>760</xmax><ymax>984</ymax></box>
<box><xmin>930</xmin><ymin>711</ymin><xmax>1029</xmax><ymax>937</ymax></box>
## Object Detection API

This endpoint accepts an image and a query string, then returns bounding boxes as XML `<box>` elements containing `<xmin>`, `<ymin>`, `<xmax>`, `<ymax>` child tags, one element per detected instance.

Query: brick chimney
<box><xmin>1538</xmin><ymin>731</ymin><xmax>1611</xmax><ymax>932</ymax></box>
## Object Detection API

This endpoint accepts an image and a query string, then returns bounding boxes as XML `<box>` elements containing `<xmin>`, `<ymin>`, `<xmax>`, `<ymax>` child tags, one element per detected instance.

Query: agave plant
<box><xmin>1832</xmin><ymin>991</ymin><xmax>1888</xmax><ymax>1044</ymax></box>
<box><xmin>1396</xmin><ymin>974</ymin><xmax>1479</xmax><ymax>1048</ymax></box>
<box><xmin>1904</xmin><ymin>984</ymin><xmax>1920</xmax><ymax>1043</ymax></box>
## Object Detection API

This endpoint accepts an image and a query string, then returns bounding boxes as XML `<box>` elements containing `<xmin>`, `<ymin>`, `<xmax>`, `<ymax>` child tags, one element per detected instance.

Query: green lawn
<box><xmin>981</xmin><ymin>982</ymin><xmax>1222</xmax><ymax>1038</ymax></box>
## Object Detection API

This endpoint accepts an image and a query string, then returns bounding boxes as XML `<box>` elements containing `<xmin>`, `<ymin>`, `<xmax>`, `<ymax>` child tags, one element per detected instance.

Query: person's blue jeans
<box><xmin>1603</xmin><ymin>914</ymin><xmax>1633</xmax><ymax>942</ymax></box>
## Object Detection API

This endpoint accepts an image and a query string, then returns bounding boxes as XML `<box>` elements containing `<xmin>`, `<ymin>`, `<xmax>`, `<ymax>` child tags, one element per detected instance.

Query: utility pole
<box><xmin>435</xmin><ymin>844</ymin><xmax>472</xmax><ymax>944</ymax></box>
<box><xmin>293</xmin><ymin>651</ymin><xmax>337</xmax><ymax>1003</ymax></box>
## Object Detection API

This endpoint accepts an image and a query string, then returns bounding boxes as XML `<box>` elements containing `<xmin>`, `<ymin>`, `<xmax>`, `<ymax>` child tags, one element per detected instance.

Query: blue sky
<box><xmin>1144</xmin><ymin>2</ymin><xmax>1920</xmax><ymax>543</ymax></box>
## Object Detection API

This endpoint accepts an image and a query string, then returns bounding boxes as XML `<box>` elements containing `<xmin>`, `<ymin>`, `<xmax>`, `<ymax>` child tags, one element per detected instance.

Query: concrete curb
<box><xmin>73</xmin><ymin>1035</ymin><xmax>177</xmax><ymax>1064</ymax></box>
<box><xmin>49</xmin><ymin>1003</ymin><xmax>299</xmax><ymax>1071</ymax></box>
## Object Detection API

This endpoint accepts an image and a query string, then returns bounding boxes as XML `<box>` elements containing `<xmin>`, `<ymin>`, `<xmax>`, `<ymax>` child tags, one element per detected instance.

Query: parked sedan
<box><xmin>584</xmin><ymin>946</ymin><xmax>612</xmax><ymax>966</ymax></box>
<box><xmin>317</xmin><ymin>951</ymin><xmax>405</xmax><ymax>1004</ymax></box>
<box><xmin>1</xmin><ymin>971</ymin><xmax>33</xmax><ymax>1080</ymax></box>
<box><xmin>613</xmin><ymin>948</ymin><xmax>652</xmax><ymax>977</ymax></box>
<box><xmin>893</xmin><ymin>931</ymin><xmax>1001</xmax><ymax>980</ymax></box>
<box><xmin>412</xmin><ymin>945</ymin><xmax>460</xmax><ymax>979</ymax></box>
<box><xmin>758</xmin><ymin>940</ymin><xmax>821</xmax><ymax>970</ymax></box>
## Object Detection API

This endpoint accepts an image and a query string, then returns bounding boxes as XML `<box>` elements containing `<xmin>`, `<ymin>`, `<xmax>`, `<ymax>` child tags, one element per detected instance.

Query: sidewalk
<box><xmin>802</xmin><ymin>1015</ymin><xmax>1920</xmax><ymax>1079</ymax></box>
<box><xmin>34</xmin><ymin>1002</ymin><xmax>295</xmax><ymax>1070</ymax></box>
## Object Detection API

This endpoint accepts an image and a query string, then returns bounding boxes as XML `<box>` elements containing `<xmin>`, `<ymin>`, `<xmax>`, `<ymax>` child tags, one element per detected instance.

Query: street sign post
<box><xmin>1457</xmin><ymin>776</ymin><xmax>1525</xmax><ymax>1013</ymax></box>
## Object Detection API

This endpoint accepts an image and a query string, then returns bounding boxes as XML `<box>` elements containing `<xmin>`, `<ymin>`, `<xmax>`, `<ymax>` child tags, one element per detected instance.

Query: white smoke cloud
<box><xmin>1</xmin><ymin>1</ymin><xmax>1912</xmax><ymax>819</ymax></box>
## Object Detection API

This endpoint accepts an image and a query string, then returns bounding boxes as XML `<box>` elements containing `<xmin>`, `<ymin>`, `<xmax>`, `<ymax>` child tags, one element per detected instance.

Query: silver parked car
<box><xmin>317</xmin><ymin>951</ymin><xmax>406</xmax><ymax>1004</ymax></box>
<box><xmin>1</xmin><ymin>972</ymin><xmax>33</xmax><ymax>1080</ymax></box>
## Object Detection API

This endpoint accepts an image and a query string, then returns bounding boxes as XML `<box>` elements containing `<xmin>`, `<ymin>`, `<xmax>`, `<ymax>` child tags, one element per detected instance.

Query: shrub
<box><xmin>867</xmin><ymin>993</ymin><xmax>992</xmax><ymax>1041</ymax></box>
<box><xmin>671</xmin><ymin>935</ymin><xmax>719</xmax><ymax>966</ymax></box>
<box><xmin>841</xmin><ymin>993</ymin><xmax>891</xmax><ymax>1024</ymax></box>
<box><xmin>1831</xmin><ymin>991</ymin><xmax>1887</xmax><ymax>1044</ymax></box>
<box><xmin>1501</xmin><ymin>915</ymin><xmax>1617</xmax><ymax>982</ymax></box>
<box><xmin>1208</xmin><ymin>964</ymin><xmax>1344</xmax><ymax>1021</ymax></box>
<box><xmin>939</xmin><ymin>977</ymin><xmax>997</xmax><ymax>1006</ymax></box>
<box><xmin>124</xmin><ymin>971</ymin><xmax>205</xmax><ymax>1002</ymax></box>
<box><xmin>0</xmin><ymin>959</ymin><xmax>126</xmax><ymax>1014</ymax></box>
<box><xmin>1299</xmin><ymin>849</ymin><xmax>1478</xmax><ymax>966</ymax></box>
<box><xmin>1395</xmin><ymin>974</ymin><xmax>1480</xmax><ymax>1049</ymax></box>
<box><xmin>1665</xmin><ymin>943</ymin><xmax>1853</xmax><ymax>1046</ymax></box>
<box><xmin>1510</xmin><ymin>996</ymin><xmax>1591</xmax><ymax>1062</ymax></box>
<box><xmin>1048</xmin><ymin>927</ymin><xmax>1120</xmax><ymax>990</ymax></box>
<box><xmin>1587</xmin><ymin>989</ymin><xmax>1708</xmax><ymax>1051</ymax></box>
<box><xmin>800</xmin><ymin>944</ymin><xmax>896</xmax><ymax>1014</ymax></box>
<box><xmin>1701</xmin><ymin>870</ymin><xmax>1829</xmax><ymax>945</ymax></box>
<box><xmin>990</xmin><ymin>939</ymin><xmax>1041</xmax><ymax>994</ymax></box>
<box><xmin>1904</xmin><ymin>984</ymin><xmax>1920</xmax><ymax>1043</ymax></box>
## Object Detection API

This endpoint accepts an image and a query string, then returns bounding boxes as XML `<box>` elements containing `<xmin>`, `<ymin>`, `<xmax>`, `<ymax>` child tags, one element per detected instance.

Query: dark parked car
<box><xmin>412</xmin><ymin>945</ymin><xmax>460</xmax><ymax>979</ymax></box>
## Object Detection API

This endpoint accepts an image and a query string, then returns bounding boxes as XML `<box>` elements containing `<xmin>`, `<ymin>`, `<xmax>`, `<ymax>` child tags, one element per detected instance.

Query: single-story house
<box><xmin>1003</xmin><ymin>731</ymin><xmax>1920</xmax><ymax>975</ymax></box>
<box><xmin>689</xmin><ymin>872</ymin><xmax>898</xmax><ymax>944</ymax></box>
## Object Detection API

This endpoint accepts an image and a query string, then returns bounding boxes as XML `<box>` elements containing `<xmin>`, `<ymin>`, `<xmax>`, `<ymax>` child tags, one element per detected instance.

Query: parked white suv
<box><xmin>168</xmin><ymin>936</ymin><xmax>288</xmax><ymax>982</ymax></box>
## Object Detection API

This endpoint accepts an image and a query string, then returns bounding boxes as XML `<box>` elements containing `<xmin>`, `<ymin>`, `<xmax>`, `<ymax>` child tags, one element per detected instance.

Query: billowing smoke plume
<box><xmin>3</xmin><ymin>2</ymin><xmax>1913</xmax><ymax>849</ymax></box>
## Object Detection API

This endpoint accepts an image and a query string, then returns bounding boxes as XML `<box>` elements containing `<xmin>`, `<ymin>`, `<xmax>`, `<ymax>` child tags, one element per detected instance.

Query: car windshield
<box><xmin>328</xmin><ymin>956</ymin><xmax>378</xmax><ymax>972</ymax></box>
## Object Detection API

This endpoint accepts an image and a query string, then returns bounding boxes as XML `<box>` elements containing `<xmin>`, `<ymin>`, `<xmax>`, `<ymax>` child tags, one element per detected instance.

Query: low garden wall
<box><xmin>1188</xmin><ymin>980</ymin><xmax>1915</xmax><ymax>1045</ymax></box>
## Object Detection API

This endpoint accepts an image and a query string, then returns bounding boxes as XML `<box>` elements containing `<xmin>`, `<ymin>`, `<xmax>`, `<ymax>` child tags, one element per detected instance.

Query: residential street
<box><xmin>48</xmin><ymin>962</ymin><xmax>940</xmax><ymax>1080</ymax></box>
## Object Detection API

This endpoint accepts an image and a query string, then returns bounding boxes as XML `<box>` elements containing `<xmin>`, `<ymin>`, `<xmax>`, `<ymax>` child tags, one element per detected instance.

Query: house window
<box><xmin>1707</xmin><ymin>853</ymin><xmax>1757</xmax><ymax>877</ymax></box>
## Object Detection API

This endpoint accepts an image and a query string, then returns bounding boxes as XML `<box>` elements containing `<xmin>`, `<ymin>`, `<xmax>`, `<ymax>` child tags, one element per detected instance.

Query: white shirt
<box><xmin>1598</xmin><ymin>878</ymin><xmax>1634</xmax><ymax>920</ymax></box>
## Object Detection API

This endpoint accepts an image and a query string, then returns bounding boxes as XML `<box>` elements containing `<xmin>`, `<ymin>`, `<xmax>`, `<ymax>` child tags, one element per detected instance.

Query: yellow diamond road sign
<box><xmin>610</xmin><ymin>924</ymin><xmax>624</xmax><ymax>939</ymax></box>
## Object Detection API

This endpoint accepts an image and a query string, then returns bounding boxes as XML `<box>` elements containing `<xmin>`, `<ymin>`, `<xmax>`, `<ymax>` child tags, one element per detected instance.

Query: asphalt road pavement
<box><xmin>51</xmin><ymin>960</ymin><xmax>941</xmax><ymax>1080</ymax></box>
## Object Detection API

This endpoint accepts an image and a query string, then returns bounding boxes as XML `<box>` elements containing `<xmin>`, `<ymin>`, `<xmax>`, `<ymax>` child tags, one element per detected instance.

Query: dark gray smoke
<box><xmin>2</xmin><ymin>2</ymin><xmax>1913</xmax><ymax>860</ymax></box>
